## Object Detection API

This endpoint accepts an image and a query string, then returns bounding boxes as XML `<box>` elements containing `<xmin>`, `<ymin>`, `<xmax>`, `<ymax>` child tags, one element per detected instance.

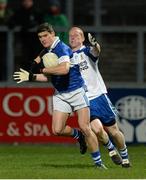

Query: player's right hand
<box><xmin>13</xmin><ymin>68</ymin><xmax>35</xmax><ymax>83</ymax></box>
<box><xmin>13</xmin><ymin>68</ymin><xmax>29</xmax><ymax>83</ymax></box>
<box><xmin>88</xmin><ymin>33</ymin><xmax>98</xmax><ymax>46</ymax></box>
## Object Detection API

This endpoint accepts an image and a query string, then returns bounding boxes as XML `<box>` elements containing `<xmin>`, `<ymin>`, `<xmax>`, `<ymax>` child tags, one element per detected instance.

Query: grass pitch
<box><xmin>0</xmin><ymin>143</ymin><xmax>145</xmax><ymax>179</ymax></box>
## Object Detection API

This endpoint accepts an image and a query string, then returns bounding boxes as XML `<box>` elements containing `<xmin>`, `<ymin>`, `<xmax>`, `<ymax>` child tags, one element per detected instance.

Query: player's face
<box><xmin>38</xmin><ymin>31</ymin><xmax>55</xmax><ymax>48</ymax></box>
<box><xmin>22</xmin><ymin>0</ymin><xmax>33</xmax><ymax>9</ymax></box>
<box><xmin>69</xmin><ymin>28</ymin><xmax>84</xmax><ymax>50</ymax></box>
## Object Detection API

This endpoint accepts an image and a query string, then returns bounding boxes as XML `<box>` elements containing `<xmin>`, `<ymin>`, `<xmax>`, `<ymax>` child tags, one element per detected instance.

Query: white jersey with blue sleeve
<box><xmin>41</xmin><ymin>37</ymin><xmax>84</xmax><ymax>93</ymax></box>
<box><xmin>74</xmin><ymin>45</ymin><xmax>107</xmax><ymax>100</ymax></box>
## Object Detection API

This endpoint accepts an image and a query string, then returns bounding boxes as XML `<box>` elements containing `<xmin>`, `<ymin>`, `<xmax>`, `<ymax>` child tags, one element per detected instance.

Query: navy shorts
<box><xmin>90</xmin><ymin>94</ymin><xmax>119</xmax><ymax>126</ymax></box>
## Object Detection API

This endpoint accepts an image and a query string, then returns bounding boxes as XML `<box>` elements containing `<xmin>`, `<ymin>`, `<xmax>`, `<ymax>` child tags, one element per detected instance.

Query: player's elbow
<box><xmin>62</xmin><ymin>67</ymin><xmax>69</xmax><ymax>75</ymax></box>
<box><xmin>60</xmin><ymin>62</ymin><xmax>70</xmax><ymax>75</ymax></box>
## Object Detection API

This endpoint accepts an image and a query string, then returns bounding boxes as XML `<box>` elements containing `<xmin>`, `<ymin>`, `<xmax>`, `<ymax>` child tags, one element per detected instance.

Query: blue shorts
<box><xmin>90</xmin><ymin>94</ymin><xmax>119</xmax><ymax>126</ymax></box>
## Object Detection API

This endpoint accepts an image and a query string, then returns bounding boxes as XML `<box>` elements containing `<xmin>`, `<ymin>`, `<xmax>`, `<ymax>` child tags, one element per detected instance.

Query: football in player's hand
<box><xmin>42</xmin><ymin>52</ymin><xmax>58</xmax><ymax>68</ymax></box>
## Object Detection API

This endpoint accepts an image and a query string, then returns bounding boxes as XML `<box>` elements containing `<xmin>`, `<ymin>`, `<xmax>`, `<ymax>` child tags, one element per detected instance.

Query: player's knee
<box><xmin>90</xmin><ymin>118</ymin><xmax>104</xmax><ymax>136</ymax></box>
<box><xmin>107</xmin><ymin>123</ymin><xmax>121</xmax><ymax>137</ymax></box>
<box><xmin>92</xmin><ymin>126</ymin><xmax>103</xmax><ymax>136</ymax></box>
<box><xmin>52</xmin><ymin>127</ymin><xmax>63</xmax><ymax>136</ymax></box>
<box><xmin>109</xmin><ymin>128</ymin><xmax>121</xmax><ymax>138</ymax></box>
<box><xmin>80</xmin><ymin>125</ymin><xmax>92</xmax><ymax>137</ymax></box>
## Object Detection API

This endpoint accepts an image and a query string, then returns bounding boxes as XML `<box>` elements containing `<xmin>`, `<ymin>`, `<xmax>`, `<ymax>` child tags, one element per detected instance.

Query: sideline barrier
<box><xmin>0</xmin><ymin>87</ymin><xmax>146</xmax><ymax>143</ymax></box>
<box><xmin>108</xmin><ymin>88</ymin><xmax>146</xmax><ymax>144</ymax></box>
<box><xmin>0</xmin><ymin>87</ymin><xmax>77</xmax><ymax>143</ymax></box>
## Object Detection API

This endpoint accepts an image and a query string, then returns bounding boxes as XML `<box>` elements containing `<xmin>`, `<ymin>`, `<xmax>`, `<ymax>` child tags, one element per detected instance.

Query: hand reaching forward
<box><xmin>88</xmin><ymin>33</ymin><xmax>98</xmax><ymax>46</ymax></box>
<box><xmin>13</xmin><ymin>68</ymin><xmax>35</xmax><ymax>83</ymax></box>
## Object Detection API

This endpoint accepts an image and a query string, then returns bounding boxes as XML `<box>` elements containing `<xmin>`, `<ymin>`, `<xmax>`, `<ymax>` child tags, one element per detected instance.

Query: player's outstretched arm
<box><xmin>88</xmin><ymin>33</ymin><xmax>101</xmax><ymax>55</ymax></box>
<box><xmin>13</xmin><ymin>68</ymin><xmax>48</xmax><ymax>83</ymax></box>
<box><xmin>13</xmin><ymin>68</ymin><xmax>36</xmax><ymax>83</ymax></box>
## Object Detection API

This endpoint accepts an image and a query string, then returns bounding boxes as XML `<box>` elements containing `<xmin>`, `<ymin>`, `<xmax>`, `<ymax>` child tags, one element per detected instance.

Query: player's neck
<box><xmin>72</xmin><ymin>44</ymin><xmax>83</xmax><ymax>52</ymax></box>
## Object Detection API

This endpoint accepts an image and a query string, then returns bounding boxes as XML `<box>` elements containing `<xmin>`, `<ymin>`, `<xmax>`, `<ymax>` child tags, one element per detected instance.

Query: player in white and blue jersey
<box><xmin>69</xmin><ymin>27</ymin><xmax>131</xmax><ymax>168</ymax></box>
<box><xmin>13</xmin><ymin>23</ymin><xmax>107</xmax><ymax>169</ymax></box>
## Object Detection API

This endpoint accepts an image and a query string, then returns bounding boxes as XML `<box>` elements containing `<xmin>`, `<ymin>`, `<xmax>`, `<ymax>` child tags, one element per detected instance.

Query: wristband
<box><xmin>29</xmin><ymin>72</ymin><xmax>36</xmax><ymax>81</ymax></box>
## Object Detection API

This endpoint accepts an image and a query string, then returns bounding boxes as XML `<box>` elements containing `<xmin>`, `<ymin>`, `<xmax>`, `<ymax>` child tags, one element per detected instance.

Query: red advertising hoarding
<box><xmin>0</xmin><ymin>87</ymin><xmax>78</xmax><ymax>143</ymax></box>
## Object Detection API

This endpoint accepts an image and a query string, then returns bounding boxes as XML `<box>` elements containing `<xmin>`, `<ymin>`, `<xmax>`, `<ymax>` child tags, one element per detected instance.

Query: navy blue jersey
<box><xmin>41</xmin><ymin>37</ymin><xmax>84</xmax><ymax>92</ymax></box>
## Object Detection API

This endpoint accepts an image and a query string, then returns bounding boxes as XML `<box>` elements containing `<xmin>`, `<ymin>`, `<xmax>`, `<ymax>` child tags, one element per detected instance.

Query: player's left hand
<box><xmin>88</xmin><ymin>33</ymin><xmax>98</xmax><ymax>46</ymax></box>
<box><xmin>13</xmin><ymin>68</ymin><xmax>35</xmax><ymax>83</ymax></box>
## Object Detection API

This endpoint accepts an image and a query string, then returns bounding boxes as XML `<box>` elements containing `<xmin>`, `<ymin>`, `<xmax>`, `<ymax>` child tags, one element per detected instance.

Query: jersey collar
<box><xmin>50</xmin><ymin>36</ymin><xmax>60</xmax><ymax>50</ymax></box>
<box><xmin>74</xmin><ymin>45</ymin><xmax>86</xmax><ymax>53</ymax></box>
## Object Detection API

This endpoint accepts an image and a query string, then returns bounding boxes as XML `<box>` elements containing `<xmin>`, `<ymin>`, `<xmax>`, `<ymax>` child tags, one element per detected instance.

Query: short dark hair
<box><xmin>37</xmin><ymin>23</ymin><xmax>55</xmax><ymax>34</ymax></box>
<box><xmin>49</xmin><ymin>0</ymin><xmax>60</xmax><ymax>7</ymax></box>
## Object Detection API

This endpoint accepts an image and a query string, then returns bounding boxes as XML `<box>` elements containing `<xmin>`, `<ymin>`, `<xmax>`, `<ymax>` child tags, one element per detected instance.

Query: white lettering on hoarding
<box><xmin>4</xmin><ymin>122</ymin><xmax>51</xmax><ymax>137</ymax></box>
<box><xmin>46</xmin><ymin>96</ymin><xmax>53</xmax><ymax>115</ymax></box>
<box><xmin>3</xmin><ymin>93</ymin><xmax>23</xmax><ymax>117</ymax></box>
<box><xmin>24</xmin><ymin>122</ymin><xmax>51</xmax><ymax>136</ymax></box>
<box><xmin>2</xmin><ymin>92</ymin><xmax>53</xmax><ymax>117</ymax></box>
<box><xmin>24</xmin><ymin>96</ymin><xmax>45</xmax><ymax>117</ymax></box>
<box><xmin>7</xmin><ymin>122</ymin><xmax>20</xmax><ymax>136</ymax></box>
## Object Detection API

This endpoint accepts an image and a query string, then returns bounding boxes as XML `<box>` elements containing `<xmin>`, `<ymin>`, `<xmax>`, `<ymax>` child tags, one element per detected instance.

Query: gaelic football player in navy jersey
<box><xmin>69</xmin><ymin>27</ymin><xmax>131</xmax><ymax>168</ymax></box>
<box><xmin>13</xmin><ymin>23</ymin><xmax>107</xmax><ymax>169</ymax></box>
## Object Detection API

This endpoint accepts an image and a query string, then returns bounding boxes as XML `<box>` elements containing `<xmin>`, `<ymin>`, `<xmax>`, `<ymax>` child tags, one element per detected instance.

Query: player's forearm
<box><xmin>35</xmin><ymin>74</ymin><xmax>48</xmax><ymax>82</ymax></box>
<box><xmin>91</xmin><ymin>44</ymin><xmax>101</xmax><ymax>56</ymax></box>
<box><xmin>42</xmin><ymin>62</ymin><xmax>70</xmax><ymax>75</ymax></box>
<box><xmin>95</xmin><ymin>43</ymin><xmax>101</xmax><ymax>53</ymax></box>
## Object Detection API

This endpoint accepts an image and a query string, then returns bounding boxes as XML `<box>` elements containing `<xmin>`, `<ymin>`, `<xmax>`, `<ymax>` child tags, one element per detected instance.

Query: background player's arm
<box><xmin>88</xmin><ymin>33</ymin><xmax>101</xmax><ymax>57</ymax></box>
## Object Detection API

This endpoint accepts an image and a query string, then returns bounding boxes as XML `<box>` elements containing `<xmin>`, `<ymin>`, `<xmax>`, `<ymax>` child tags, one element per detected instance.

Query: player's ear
<box><xmin>81</xmin><ymin>31</ymin><xmax>85</xmax><ymax>42</ymax></box>
<box><xmin>51</xmin><ymin>31</ymin><xmax>55</xmax><ymax>37</ymax></box>
<box><xmin>82</xmin><ymin>35</ymin><xmax>85</xmax><ymax>42</ymax></box>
